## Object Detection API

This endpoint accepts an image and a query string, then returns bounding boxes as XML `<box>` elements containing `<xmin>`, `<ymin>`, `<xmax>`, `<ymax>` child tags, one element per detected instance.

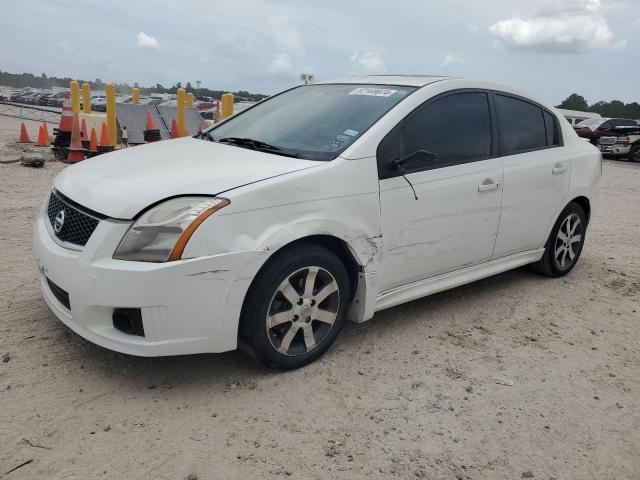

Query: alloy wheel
<box><xmin>554</xmin><ymin>213</ymin><xmax>583</xmax><ymax>269</ymax></box>
<box><xmin>265</xmin><ymin>267</ymin><xmax>340</xmax><ymax>356</ymax></box>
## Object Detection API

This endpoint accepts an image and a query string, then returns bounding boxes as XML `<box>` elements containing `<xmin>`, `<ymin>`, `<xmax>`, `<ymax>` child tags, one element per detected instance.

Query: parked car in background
<box><xmin>47</xmin><ymin>92</ymin><xmax>67</xmax><ymax>107</ymax></box>
<box><xmin>557</xmin><ymin>108</ymin><xmax>601</xmax><ymax>126</ymax></box>
<box><xmin>574</xmin><ymin>118</ymin><xmax>638</xmax><ymax>145</ymax></box>
<box><xmin>34</xmin><ymin>76</ymin><xmax>600</xmax><ymax>369</ymax></box>
<box><xmin>598</xmin><ymin>125</ymin><xmax>640</xmax><ymax>161</ymax></box>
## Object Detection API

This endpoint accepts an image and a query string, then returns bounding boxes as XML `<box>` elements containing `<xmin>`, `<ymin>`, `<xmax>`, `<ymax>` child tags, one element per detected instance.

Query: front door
<box><xmin>377</xmin><ymin>91</ymin><xmax>503</xmax><ymax>293</ymax></box>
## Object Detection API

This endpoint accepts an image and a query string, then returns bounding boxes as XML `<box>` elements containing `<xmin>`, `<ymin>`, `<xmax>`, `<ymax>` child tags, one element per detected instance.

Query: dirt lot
<box><xmin>0</xmin><ymin>114</ymin><xmax>639</xmax><ymax>480</ymax></box>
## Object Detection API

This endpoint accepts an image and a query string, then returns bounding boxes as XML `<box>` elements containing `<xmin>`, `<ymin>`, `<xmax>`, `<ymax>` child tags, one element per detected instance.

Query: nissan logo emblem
<box><xmin>54</xmin><ymin>209</ymin><xmax>65</xmax><ymax>234</ymax></box>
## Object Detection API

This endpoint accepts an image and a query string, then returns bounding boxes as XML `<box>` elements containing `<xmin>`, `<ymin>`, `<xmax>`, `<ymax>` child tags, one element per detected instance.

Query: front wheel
<box><xmin>531</xmin><ymin>202</ymin><xmax>587</xmax><ymax>277</ymax></box>
<box><xmin>629</xmin><ymin>144</ymin><xmax>640</xmax><ymax>163</ymax></box>
<box><xmin>239</xmin><ymin>244</ymin><xmax>351</xmax><ymax>369</ymax></box>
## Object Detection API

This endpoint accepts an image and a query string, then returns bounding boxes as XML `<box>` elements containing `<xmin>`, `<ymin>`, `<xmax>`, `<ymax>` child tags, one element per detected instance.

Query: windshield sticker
<box><xmin>343</xmin><ymin>129</ymin><xmax>359</xmax><ymax>137</ymax></box>
<box><xmin>328</xmin><ymin>134</ymin><xmax>351</xmax><ymax>149</ymax></box>
<box><xmin>349</xmin><ymin>87</ymin><xmax>398</xmax><ymax>97</ymax></box>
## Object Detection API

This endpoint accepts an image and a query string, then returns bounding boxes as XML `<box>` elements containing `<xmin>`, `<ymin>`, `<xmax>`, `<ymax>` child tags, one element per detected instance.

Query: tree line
<box><xmin>0</xmin><ymin>70</ymin><xmax>269</xmax><ymax>102</ymax></box>
<box><xmin>557</xmin><ymin>93</ymin><xmax>640</xmax><ymax>120</ymax></box>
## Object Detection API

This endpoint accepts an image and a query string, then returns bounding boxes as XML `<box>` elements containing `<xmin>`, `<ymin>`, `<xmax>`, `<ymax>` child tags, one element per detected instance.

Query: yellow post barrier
<box><xmin>132</xmin><ymin>87</ymin><xmax>140</xmax><ymax>104</ymax></box>
<box><xmin>106</xmin><ymin>83</ymin><xmax>117</xmax><ymax>146</ymax></box>
<box><xmin>176</xmin><ymin>88</ymin><xmax>186</xmax><ymax>137</ymax></box>
<box><xmin>70</xmin><ymin>80</ymin><xmax>80</xmax><ymax>113</ymax></box>
<box><xmin>186</xmin><ymin>92</ymin><xmax>194</xmax><ymax>107</ymax></box>
<box><xmin>221</xmin><ymin>93</ymin><xmax>234</xmax><ymax>120</ymax></box>
<box><xmin>82</xmin><ymin>82</ymin><xmax>91</xmax><ymax>114</ymax></box>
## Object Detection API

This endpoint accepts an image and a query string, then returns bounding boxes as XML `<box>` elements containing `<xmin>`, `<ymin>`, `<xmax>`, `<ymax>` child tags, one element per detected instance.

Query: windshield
<box><xmin>575</xmin><ymin>118</ymin><xmax>606</xmax><ymax>129</ymax></box>
<box><xmin>207</xmin><ymin>84</ymin><xmax>416</xmax><ymax>160</ymax></box>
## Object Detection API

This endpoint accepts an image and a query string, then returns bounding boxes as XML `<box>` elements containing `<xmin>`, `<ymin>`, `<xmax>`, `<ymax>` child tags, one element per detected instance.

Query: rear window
<box><xmin>495</xmin><ymin>95</ymin><xmax>548</xmax><ymax>154</ymax></box>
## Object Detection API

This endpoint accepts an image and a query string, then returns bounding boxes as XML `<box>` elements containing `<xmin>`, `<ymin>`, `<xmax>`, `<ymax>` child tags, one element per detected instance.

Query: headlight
<box><xmin>113</xmin><ymin>197</ymin><xmax>229</xmax><ymax>262</ymax></box>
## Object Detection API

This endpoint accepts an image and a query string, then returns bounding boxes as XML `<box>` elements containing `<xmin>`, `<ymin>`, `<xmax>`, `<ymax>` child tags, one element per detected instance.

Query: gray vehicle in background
<box><xmin>598</xmin><ymin>125</ymin><xmax>640</xmax><ymax>161</ymax></box>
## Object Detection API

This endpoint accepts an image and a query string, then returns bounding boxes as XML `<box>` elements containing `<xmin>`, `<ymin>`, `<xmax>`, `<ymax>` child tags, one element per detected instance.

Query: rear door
<box><xmin>491</xmin><ymin>93</ymin><xmax>569</xmax><ymax>258</ymax></box>
<box><xmin>377</xmin><ymin>90</ymin><xmax>503</xmax><ymax>292</ymax></box>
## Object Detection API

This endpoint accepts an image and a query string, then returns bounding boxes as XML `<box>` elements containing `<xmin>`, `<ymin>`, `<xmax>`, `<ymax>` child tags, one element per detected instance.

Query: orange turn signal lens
<box><xmin>168</xmin><ymin>199</ymin><xmax>230</xmax><ymax>261</ymax></box>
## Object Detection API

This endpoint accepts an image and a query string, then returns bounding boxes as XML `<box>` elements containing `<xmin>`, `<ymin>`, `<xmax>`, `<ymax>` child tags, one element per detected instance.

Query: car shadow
<box><xmin>49</xmin><ymin>265</ymin><xmax>545</xmax><ymax>390</ymax></box>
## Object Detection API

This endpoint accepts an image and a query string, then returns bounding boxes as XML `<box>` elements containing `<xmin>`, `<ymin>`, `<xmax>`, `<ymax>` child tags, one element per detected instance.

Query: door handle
<box><xmin>552</xmin><ymin>163</ymin><xmax>568</xmax><ymax>174</ymax></box>
<box><xmin>478</xmin><ymin>180</ymin><xmax>501</xmax><ymax>192</ymax></box>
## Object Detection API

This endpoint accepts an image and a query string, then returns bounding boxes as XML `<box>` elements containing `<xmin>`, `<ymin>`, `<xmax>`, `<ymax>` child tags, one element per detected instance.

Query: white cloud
<box><xmin>265</xmin><ymin>15</ymin><xmax>306</xmax><ymax>77</ymax></box>
<box><xmin>489</xmin><ymin>0</ymin><xmax>625</xmax><ymax>53</ymax></box>
<box><xmin>489</xmin><ymin>15</ymin><xmax>625</xmax><ymax>53</ymax></box>
<box><xmin>268</xmin><ymin>14</ymin><xmax>304</xmax><ymax>55</ymax></box>
<box><xmin>350</xmin><ymin>51</ymin><xmax>386</xmax><ymax>74</ymax></box>
<box><xmin>135</xmin><ymin>32</ymin><xmax>159</xmax><ymax>49</ymax></box>
<box><xmin>268</xmin><ymin>52</ymin><xmax>294</xmax><ymax>75</ymax></box>
<box><xmin>467</xmin><ymin>24</ymin><xmax>479</xmax><ymax>33</ymax></box>
<box><xmin>441</xmin><ymin>53</ymin><xmax>463</xmax><ymax>67</ymax></box>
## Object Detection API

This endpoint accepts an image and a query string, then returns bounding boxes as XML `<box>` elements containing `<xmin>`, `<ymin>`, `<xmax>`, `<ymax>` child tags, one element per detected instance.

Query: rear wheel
<box><xmin>531</xmin><ymin>202</ymin><xmax>587</xmax><ymax>277</ymax></box>
<box><xmin>239</xmin><ymin>244</ymin><xmax>351</xmax><ymax>369</ymax></box>
<box><xmin>629</xmin><ymin>144</ymin><xmax>640</xmax><ymax>162</ymax></box>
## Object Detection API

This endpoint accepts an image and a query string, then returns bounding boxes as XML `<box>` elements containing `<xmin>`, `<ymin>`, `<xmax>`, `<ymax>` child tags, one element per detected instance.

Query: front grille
<box><xmin>47</xmin><ymin>191</ymin><xmax>102</xmax><ymax>246</ymax></box>
<box><xmin>46</xmin><ymin>277</ymin><xmax>70</xmax><ymax>310</ymax></box>
<box><xmin>598</xmin><ymin>136</ymin><xmax>617</xmax><ymax>145</ymax></box>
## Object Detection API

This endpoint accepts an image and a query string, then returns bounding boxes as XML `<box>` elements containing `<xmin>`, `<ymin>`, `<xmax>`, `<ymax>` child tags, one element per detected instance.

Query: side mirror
<box><xmin>391</xmin><ymin>150</ymin><xmax>438</xmax><ymax>170</ymax></box>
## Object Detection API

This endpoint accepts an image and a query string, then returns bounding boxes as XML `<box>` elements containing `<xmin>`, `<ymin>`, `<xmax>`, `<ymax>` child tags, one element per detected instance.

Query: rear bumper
<box><xmin>34</xmin><ymin>207</ymin><xmax>267</xmax><ymax>356</ymax></box>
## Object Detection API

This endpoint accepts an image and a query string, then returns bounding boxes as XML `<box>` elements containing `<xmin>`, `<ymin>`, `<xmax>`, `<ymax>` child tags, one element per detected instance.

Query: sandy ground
<box><xmin>0</xmin><ymin>113</ymin><xmax>639</xmax><ymax>480</ymax></box>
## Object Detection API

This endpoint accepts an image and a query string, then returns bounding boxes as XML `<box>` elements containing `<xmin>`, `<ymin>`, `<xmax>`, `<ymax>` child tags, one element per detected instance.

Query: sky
<box><xmin>1</xmin><ymin>0</ymin><xmax>639</xmax><ymax>105</ymax></box>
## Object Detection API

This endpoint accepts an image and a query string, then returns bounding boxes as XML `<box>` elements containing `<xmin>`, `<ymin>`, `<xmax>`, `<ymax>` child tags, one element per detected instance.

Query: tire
<box><xmin>531</xmin><ymin>202</ymin><xmax>587</xmax><ymax>277</ymax></box>
<box><xmin>629</xmin><ymin>144</ymin><xmax>640</xmax><ymax>163</ymax></box>
<box><xmin>239</xmin><ymin>244</ymin><xmax>351</xmax><ymax>370</ymax></box>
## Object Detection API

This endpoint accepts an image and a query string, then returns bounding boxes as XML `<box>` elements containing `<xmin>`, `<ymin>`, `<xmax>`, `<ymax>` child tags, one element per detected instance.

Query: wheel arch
<box><xmin>248</xmin><ymin>234</ymin><xmax>364</xmax><ymax>302</ymax></box>
<box><xmin>571</xmin><ymin>195</ymin><xmax>591</xmax><ymax>223</ymax></box>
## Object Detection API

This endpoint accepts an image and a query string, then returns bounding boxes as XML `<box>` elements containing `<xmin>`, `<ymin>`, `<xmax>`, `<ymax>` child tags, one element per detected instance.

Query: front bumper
<box><xmin>598</xmin><ymin>144</ymin><xmax>631</xmax><ymax>155</ymax></box>
<box><xmin>33</xmin><ymin>208</ymin><xmax>267</xmax><ymax>356</ymax></box>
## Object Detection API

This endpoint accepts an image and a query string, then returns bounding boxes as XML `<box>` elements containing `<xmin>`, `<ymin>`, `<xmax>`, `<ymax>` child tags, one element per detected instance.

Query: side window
<box><xmin>495</xmin><ymin>94</ymin><xmax>547</xmax><ymax>154</ymax></box>
<box><xmin>620</xmin><ymin>119</ymin><xmax>636</xmax><ymax>127</ymax></box>
<box><xmin>377</xmin><ymin>92</ymin><xmax>492</xmax><ymax>178</ymax></box>
<box><xmin>543</xmin><ymin>111</ymin><xmax>558</xmax><ymax>146</ymax></box>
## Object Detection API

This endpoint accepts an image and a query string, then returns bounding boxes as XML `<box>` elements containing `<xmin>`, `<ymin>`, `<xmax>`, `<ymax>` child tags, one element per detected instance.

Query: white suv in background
<box><xmin>34</xmin><ymin>76</ymin><xmax>601</xmax><ymax>369</ymax></box>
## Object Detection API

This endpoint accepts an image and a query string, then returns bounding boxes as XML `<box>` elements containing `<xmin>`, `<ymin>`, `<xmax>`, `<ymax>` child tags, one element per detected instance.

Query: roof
<box><xmin>315</xmin><ymin>75</ymin><xmax>453</xmax><ymax>87</ymax></box>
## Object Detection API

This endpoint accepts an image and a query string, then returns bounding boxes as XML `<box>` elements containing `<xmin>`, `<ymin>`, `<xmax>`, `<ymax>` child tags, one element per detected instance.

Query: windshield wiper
<box><xmin>217</xmin><ymin>137</ymin><xmax>300</xmax><ymax>158</ymax></box>
<box><xmin>217</xmin><ymin>137</ymin><xmax>279</xmax><ymax>150</ymax></box>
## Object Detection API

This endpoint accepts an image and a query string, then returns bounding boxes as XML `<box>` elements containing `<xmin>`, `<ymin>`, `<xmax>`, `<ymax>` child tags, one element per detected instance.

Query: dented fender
<box><xmin>181</xmin><ymin>156</ymin><xmax>383</xmax><ymax>323</ymax></box>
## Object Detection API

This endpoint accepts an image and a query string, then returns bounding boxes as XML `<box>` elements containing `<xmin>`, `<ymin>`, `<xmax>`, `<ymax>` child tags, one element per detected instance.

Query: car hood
<box><xmin>54</xmin><ymin>137</ymin><xmax>320</xmax><ymax>219</ymax></box>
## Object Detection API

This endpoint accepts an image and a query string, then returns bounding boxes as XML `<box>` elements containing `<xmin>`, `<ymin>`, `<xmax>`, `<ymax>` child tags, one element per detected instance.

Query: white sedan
<box><xmin>34</xmin><ymin>76</ymin><xmax>600</xmax><ymax>369</ymax></box>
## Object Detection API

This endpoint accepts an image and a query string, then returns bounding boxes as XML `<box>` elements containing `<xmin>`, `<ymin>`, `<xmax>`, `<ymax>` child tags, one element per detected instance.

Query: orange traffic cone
<box><xmin>99</xmin><ymin>121</ymin><xmax>111</xmax><ymax>146</ymax></box>
<box><xmin>146</xmin><ymin>110</ymin><xmax>156</xmax><ymax>130</ymax></box>
<box><xmin>17</xmin><ymin>123</ymin><xmax>33</xmax><ymax>143</ymax></box>
<box><xmin>170</xmin><ymin>118</ymin><xmax>180</xmax><ymax>138</ymax></box>
<box><xmin>67</xmin><ymin>113</ymin><xmax>85</xmax><ymax>163</ymax></box>
<box><xmin>144</xmin><ymin>110</ymin><xmax>161</xmax><ymax>143</ymax></box>
<box><xmin>80</xmin><ymin>118</ymin><xmax>89</xmax><ymax>149</ymax></box>
<box><xmin>42</xmin><ymin>122</ymin><xmax>49</xmax><ymax>139</ymax></box>
<box><xmin>97</xmin><ymin>121</ymin><xmax>114</xmax><ymax>153</ymax></box>
<box><xmin>80</xmin><ymin>118</ymin><xmax>88</xmax><ymax>139</ymax></box>
<box><xmin>36</xmin><ymin>124</ymin><xmax>49</xmax><ymax>147</ymax></box>
<box><xmin>58</xmin><ymin>93</ymin><xmax>73</xmax><ymax>134</ymax></box>
<box><xmin>89</xmin><ymin>128</ymin><xmax>98</xmax><ymax>153</ymax></box>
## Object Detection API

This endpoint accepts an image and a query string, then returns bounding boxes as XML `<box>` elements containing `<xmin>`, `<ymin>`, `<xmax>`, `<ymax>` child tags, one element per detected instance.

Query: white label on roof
<box><xmin>349</xmin><ymin>87</ymin><xmax>398</xmax><ymax>97</ymax></box>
